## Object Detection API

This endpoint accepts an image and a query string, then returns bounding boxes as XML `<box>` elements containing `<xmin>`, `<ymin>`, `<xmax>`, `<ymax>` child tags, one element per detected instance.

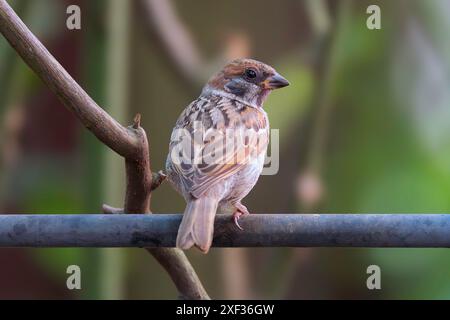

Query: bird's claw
<box><xmin>232</xmin><ymin>204</ymin><xmax>249</xmax><ymax>230</ymax></box>
<box><xmin>233</xmin><ymin>214</ymin><xmax>244</xmax><ymax>231</ymax></box>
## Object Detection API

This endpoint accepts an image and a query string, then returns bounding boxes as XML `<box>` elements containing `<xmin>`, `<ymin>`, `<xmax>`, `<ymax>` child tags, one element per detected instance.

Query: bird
<box><xmin>166</xmin><ymin>58</ymin><xmax>289</xmax><ymax>253</ymax></box>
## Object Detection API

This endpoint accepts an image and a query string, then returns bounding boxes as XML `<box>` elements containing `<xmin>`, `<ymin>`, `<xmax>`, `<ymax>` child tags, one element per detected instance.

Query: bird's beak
<box><xmin>263</xmin><ymin>72</ymin><xmax>290</xmax><ymax>89</ymax></box>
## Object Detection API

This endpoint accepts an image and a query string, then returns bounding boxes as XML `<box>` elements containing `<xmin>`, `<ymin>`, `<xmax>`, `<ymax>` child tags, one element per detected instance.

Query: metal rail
<box><xmin>0</xmin><ymin>214</ymin><xmax>448</xmax><ymax>248</ymax></box>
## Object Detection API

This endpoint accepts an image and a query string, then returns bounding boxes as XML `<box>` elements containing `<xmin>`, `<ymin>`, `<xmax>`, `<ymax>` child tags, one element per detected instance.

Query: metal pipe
<box><xmin>0</xmin><ymin>214</ymin><xmax>448</xmax><ymax>248</ymax></box>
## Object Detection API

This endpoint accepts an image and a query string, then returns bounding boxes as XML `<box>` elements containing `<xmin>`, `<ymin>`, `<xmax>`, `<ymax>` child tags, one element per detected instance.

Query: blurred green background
<box><xmin>0</xmin><ymin>0</ymin><xmax>449</xmax><ymax>299</ymax></box>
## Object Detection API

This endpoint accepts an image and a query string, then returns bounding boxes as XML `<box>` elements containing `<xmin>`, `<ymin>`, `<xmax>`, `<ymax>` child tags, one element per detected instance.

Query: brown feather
<box><xmin>176</xmin><ymin>196</ymin><xmax>219</xmax><ymax>253</ymax></box>
<box><xmin>168</xmin><ymin>95</ymin><xmax>268</xmax><ymax>199</ymax></box>
<box><xmin>167</xmin><ymin>59</ymin><xmax>287</xmax><ymax>253</ymax></box>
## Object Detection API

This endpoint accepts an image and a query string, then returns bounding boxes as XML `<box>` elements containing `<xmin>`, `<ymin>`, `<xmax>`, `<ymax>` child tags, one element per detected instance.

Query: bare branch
<box><xmin>102</xmin><ymin>204</ymin><xmax>123</xmax><ymax>214</ymax></box>
<box><xmin>133</xmin><ymin>113</ymin><xmax>141</xmax><ymax>129</ymax></box>
<box><xmin>147</xmin><ymin>248</ymin><xmax>210</xmax><ymax>300</ymax></box>
<box><xmin>124</xmin><ymin>125</ymin><xmax>152</xmax><ymax>214</ymax></box>
<box><xmin>139</xmin><ymin>0</ymin><xmax>203</xmax><ymax>83</ymax></box>
<box><xmin>151</xmin><ymin>170</ymin><xmax>167</xmax><ymax>191</ymax></box>
<box><xmin>0</xmin><ymin>0</ymin><xmax>208</xmax><ymax>300</ymax></box>
<box><xmin>0</xmin><ymin>0</ymin><xmax>139</xmax><ymax>158</ymax></box>
<box><xmin>138</xmin><ymin>0</ymin><xmax>252</xmax><ymax>86</ymax></box>
<box><xmin>0</xmin><ymin>0</ymin><xmax>150</xmax><ymax>214</ymax></box>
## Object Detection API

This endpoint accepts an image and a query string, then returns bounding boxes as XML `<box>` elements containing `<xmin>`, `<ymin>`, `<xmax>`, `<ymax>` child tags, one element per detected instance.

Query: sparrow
<box><xmin>166</xmin><ymin>58</ymin><xmax>289</xmax><ymax>253</ymax></box>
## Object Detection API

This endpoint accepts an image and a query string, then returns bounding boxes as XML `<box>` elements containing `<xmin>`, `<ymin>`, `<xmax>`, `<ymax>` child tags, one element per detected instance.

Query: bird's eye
<box><xmin>245</xmin><ymin>68</ymin><xmax>257</xmax><ymax>79</ymax></box>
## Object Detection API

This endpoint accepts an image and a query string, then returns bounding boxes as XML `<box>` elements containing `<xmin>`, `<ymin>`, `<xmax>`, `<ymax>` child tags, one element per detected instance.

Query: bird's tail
<box><xmin>176</xmin><ymin>196</ymin><xmax>219</xmax><ymax>253</ymax></box>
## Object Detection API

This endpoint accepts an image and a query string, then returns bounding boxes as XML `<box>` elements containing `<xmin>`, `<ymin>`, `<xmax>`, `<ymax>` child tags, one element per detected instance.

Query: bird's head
<box><xmin>202</xmin><ymin>58</ymin><xmax>289</xmax><ymax>108</ymax></box>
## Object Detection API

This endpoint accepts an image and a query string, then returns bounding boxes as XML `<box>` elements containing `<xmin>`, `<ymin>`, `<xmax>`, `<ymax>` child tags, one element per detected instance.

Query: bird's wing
<box><xmin>168</xmin><ymin>96</ymin><xmax>269</xmax><ymax>199</ymax></box>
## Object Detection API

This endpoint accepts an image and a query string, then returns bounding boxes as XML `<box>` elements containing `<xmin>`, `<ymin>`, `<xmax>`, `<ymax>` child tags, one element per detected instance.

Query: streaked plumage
<box><xmin>166</xmin><ymin>58</ymin><xmax>289</xmax><ymax>253</ymax></box>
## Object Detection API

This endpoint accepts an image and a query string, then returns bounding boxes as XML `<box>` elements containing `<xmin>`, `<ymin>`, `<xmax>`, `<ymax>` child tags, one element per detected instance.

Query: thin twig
<box><xmin>283</xmin><ymin>0</ymin><xmax>351</xmax><ymax>298</ymax></box>
<box><xmin>102</xmin><ymin>204</ymin><xmax>123</xmax><ymax>214</ymax></box>
<box><xmin>151</xmin><ymin>170</ymin><xmax>167</xmax><ymax>191</ymax></box>
<box><xmin>138</xmin><ymin>0</ymin><xmax>203</xmax><ymax>83</ymax></box>
<box><xmin>0</xmin><ymin>0</ymin><xmax>208</xmax><ymax>300</ymax></box>
<box><xmin>137</xmin><ymin>0</ymin><xmax>251</xmax><ymax>87</ymax></box>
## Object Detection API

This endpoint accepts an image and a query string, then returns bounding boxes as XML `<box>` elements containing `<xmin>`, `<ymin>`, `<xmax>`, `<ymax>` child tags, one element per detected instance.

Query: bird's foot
<box><xmin>232</xmin><ymin>203</ymin><xmax>250</xmax><ymax>230</ymax></box>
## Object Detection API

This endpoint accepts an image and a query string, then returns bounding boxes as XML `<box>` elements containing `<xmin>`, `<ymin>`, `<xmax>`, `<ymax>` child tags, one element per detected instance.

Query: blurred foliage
<box><xmin>0</xmin><ymin>0</ymin><xmax>449</xmax><ymax>299</ymax></box>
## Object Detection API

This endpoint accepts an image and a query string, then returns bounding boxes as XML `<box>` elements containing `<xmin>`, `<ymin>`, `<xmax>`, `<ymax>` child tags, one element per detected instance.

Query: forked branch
<box><xmin>0</xmin><ymin>0</ymin><xmax>208</xmax><ymax>300</ymax></box>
